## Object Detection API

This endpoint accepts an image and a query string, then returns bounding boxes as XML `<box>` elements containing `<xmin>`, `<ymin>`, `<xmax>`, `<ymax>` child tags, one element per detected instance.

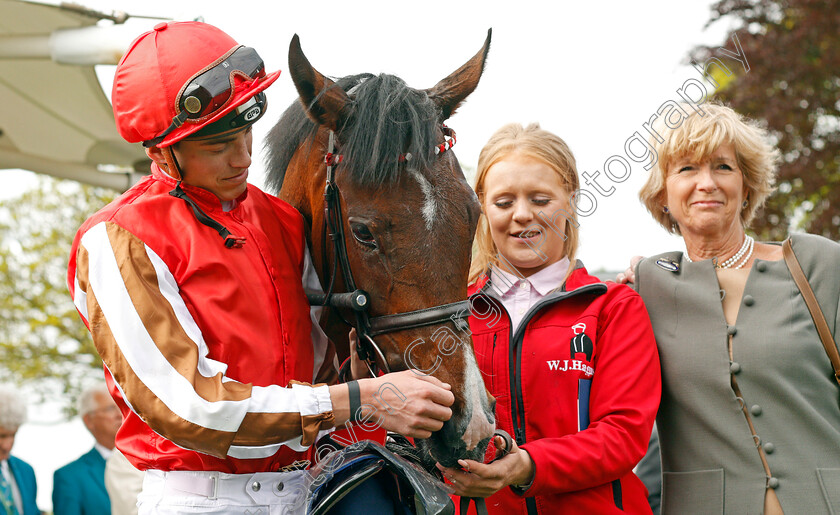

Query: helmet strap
<box><xmin>160</xmin><ymin>146</ymin><xmax>246</xmax><ymax>249</ymax></box>
<box><xmin>168</xmin><ymin>181</ymin><xmax>246</xmax><ymax>249</ymax></box>
<box><xmin>161</xmin><ymin>146</ymin><xmax>183</xmax><ymax>181</ymax></box>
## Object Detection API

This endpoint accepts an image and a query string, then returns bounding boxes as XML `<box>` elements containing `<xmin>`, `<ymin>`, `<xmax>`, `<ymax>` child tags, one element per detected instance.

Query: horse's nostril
<box><xmin>489</xmin><ymin>397</ymin><xmax>497</xmax><ymax>414</ymax></box>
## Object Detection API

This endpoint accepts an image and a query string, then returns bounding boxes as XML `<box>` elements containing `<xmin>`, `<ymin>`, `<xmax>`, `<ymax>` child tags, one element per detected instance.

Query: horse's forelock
<box><xmin>263</xmin><ymin>74</ymin><xmax>372</xmax><ymax>194</ymax></box>
<box><xmin>264</xmin><ymin>73</ymin><xmax>443</xmax><ymax>192</ymax></box>
<box><xmin>340</xmin><ymin>74</ymin><xmax>439</xmax><ymax>187</ymax></box>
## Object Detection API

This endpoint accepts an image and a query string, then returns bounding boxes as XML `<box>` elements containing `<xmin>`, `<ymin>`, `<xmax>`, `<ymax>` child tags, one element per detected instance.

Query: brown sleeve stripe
<box><xmin>83</xmin><ymin>283</ymin><xmax>235</xmax><ymax>458</ymax></box>
<box><xmin>241</xmin><ymin>383</ymin><xmax>336</xmax><ymax>447</ymax></box>
<box><xmin>72</xmin><ymin>245</ymin><xmax>91</xmax><ymax>324</ymax></box>
<box><xmin>104</xmin><ymin>222</ymin><xmax>253</xmax><ymax>405</ymax></box>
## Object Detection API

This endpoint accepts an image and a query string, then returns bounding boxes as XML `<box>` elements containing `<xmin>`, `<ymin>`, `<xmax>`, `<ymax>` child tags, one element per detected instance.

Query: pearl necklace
<box><xmin>685</xmin><ymin>235</ymin><xmax>755</xmax><ymax>269</ymax></box>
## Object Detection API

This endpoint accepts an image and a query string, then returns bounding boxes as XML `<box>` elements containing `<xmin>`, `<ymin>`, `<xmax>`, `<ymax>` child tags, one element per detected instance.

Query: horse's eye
<box><xmin>350</xmin><ymin>222</ymin><xmax>377</xmax><ymax>249</ymax></box>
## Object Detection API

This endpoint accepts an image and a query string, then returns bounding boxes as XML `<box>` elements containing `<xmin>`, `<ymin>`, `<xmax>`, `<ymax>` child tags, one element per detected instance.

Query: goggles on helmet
<box><xmin>185</xmin><ymin>92</ymin><xmax>267</xmax><ymax>140</ymax></box>
<box><xmin>143</xmin><ymin>45</ymin><xmax>266</xmax><ymax>147</ymax></box>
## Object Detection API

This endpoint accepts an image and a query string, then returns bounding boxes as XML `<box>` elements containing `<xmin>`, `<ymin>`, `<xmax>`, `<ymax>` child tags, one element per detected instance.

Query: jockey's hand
<box><xmin>615</xmin><ymin>255</ymin><xmax>644</xmax><ymax>285</ymax></box>
<box><xmin>436</xmin><ymin>436</ymin><xmax>535</xmax><ymax>498</ymax></box>
<box><xmin>348</xmin><ymin>329</ymin><xmax>370</xmax><ymax>379</ymax></box>
<box><xmin>358</xmin><ymin>371</ymin><xmax>454</xmax><ymax>438</ymax></box>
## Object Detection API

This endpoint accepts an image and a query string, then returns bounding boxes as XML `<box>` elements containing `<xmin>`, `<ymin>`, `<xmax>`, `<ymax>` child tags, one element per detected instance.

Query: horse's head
<box><xmin>265</xmin><ymin>31</ymin><xmax>494</xmax><ymax>467</ymax></box>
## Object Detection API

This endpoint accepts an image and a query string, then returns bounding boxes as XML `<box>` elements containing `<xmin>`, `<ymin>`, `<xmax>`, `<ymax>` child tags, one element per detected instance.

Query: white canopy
<box><xmin>0</xmin><ymin>0</ymin><xmax>160</xmax><ymax>191</ymax></box>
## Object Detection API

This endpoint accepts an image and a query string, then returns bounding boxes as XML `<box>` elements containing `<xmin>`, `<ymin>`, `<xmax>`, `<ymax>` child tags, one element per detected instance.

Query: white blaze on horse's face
<box><xmin>460</xmin><ymin>344</ymin><xmax>495</xmax><ymax>451</ymax></box>
<box><xmin>410</xmin><ymin>169</ymin><xmax>437</xmax><ymax>231</ymax></box>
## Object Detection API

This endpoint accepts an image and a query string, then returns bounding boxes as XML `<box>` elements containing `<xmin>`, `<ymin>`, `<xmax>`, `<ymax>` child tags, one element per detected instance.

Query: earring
<box><xmin>663</xmin><ymin>206</ymin><xmax>669</xmax><ymax>213</ymax></box>
<box><xmin>742</xmin><ymin>200</ymin><xmax>748</xmax><ymax>208</ymax></box>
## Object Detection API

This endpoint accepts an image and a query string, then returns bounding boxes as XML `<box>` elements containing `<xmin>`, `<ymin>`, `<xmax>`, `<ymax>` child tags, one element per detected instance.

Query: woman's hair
<box><xmin>0</xmin><ymin>385</ymin><xmax>27</xmax><ymax>431</ymax></box>
<box><xmin>639</xmin><ymin>102</ymin><xmax>780</xmax><ymax>234</ymax></box>
<box><xmin>469</xmin><ymin>122</ymin><xmax>580</xmax><ymax>285</ymax></box>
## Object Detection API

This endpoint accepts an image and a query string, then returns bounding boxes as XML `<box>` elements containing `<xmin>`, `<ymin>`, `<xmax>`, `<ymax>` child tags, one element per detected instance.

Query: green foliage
<box><xmin>692</xmin><ymin>0</ymin><xmax>840</xmax><ymax>240</ymax></box>
<box><xmin>0</xmin><ymin>176</ymin><xmax>116</xmax><ymax>408</ymax></box>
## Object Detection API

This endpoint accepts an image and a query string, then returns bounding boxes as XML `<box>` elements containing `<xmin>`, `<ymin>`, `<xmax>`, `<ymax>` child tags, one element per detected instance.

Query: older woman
<box><xmin>0</xmin><ymin>385</ymin><xmax>39</xmax><ymax>515</ymax></box>
<box><xmin>633</xmin><ymin>103</ymin><xmax>840</xmax><ymax>514</ymax></box>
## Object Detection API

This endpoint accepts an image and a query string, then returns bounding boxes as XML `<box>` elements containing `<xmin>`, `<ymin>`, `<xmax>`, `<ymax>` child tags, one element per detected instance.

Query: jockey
<box><xmin>67</xmin><ymin>21</ymin><xmax>455</xmax><ymax>514</ymax></box>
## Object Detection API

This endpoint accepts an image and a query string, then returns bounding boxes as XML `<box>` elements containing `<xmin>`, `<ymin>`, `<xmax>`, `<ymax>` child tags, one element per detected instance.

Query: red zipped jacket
<box><xmin>67</xmin><ymin>164</ymin><xmax>338</xmax><ymax>473</ymax></box>
<box><xmin>460</xmin><ymin>263</ymin><xmax>660</xmax><ymax>514</ymax></box>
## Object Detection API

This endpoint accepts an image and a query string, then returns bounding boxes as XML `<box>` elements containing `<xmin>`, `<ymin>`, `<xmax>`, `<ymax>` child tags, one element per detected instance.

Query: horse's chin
<box><xmin>419</xmin><ymin>434</ymin><xmax>493</xmax><ymax>469</ymax></box>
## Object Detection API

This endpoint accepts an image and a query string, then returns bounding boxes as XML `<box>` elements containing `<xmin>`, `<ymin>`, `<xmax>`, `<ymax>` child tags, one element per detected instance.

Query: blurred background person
<box><xmin>0</xmin><ymin>385</ymin><xmax>39</xmax><ymax>515</ymax></box>
<box><xmin>631</xmin><ymin>102</ymin><xmax>840</xmax><ymax>514</ymax></box>
<box><xmin>105</xmin><ymin>448</ymin><xmax>144</xmax><ymax>515</ymax></box>
<box><xmin>52</xmin><ymin>383</ymin><xmax>119</xmax><ymax>514</ymax></box>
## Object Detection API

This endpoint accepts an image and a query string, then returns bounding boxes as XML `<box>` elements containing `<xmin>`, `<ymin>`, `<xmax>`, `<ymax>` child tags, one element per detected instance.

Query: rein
<box><xmin>307</xmin><ymin>127</ymin><xmax>469</xmax><ymax>376</ymax></box>
<box><xmin>459</xmin><ymin>429</ymin><xmax>514</xmax><ymax>515</ymax></box>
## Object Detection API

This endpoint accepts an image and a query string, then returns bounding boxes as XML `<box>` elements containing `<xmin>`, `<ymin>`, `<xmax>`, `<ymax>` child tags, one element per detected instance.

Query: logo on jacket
<box><xmin>570</xmin><ymin>323</ymin><xmax>593</xmax><ymax>361</ymax></box>
<box><xmin>546</xmin><ymin>322</ymin><xmax>594</xmax><ymax>377</ymax></box>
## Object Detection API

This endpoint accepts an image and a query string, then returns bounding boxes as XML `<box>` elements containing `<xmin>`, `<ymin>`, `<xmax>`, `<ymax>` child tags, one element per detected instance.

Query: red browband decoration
<box><xmin>324</xmin><ymin>152</ymin><xmax>343</xmax><ymax>167</ymax></box>
<box><xmin>325</xmin><ymin>125</ymin><xmax>456</xmax><ymax>165</ymax></box>
<box><xmin>433</xmin><ymin>125</ymin><xmax>457</xmax><ymax>155</ymax></box>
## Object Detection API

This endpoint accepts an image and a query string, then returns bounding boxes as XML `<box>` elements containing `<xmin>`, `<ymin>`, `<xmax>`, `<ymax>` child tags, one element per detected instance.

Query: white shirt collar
<box><xmin>489</xmin><ymin>257</ymin><xmax>570</xmax><ymax>297</ymax></box>
<box><xmin>94</xmin><ymin>442</ymin><xmax>113</xmax><ymax>461</ymax></box>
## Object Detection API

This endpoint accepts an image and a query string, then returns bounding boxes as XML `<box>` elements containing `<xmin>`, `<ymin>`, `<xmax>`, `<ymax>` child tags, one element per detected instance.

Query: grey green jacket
<box><xmin>636</xmin><ymin>233</ymin><xmax>840</xmax><ymax>514</ymax></box>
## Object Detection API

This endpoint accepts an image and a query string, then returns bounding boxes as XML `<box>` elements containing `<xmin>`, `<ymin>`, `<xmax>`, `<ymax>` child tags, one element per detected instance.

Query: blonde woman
<box><xmin>631</xmin><ymin>103</ymin><xmax>840</xmax><ymax>514</ymax></box>
<box><xmin>438</xmin><ymin>123</ymin><xmax>660</xmax><ymax>514</ymax></box>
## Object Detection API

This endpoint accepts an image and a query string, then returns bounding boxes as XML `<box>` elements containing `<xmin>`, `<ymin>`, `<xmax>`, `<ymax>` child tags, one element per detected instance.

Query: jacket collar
<box><xmin>561</xmin><ymin>259</ymin><xmax>603</xmax><ymax>291</ymax></box>
<box><xmin>90</xmin><ymin>444</ymin><xmax>110</xmax><ymax>462</ymax></box>
<box><xmin>469</xmin><ymin>260</ymin><xmax>607</xmax><ymax>341</ymax></box>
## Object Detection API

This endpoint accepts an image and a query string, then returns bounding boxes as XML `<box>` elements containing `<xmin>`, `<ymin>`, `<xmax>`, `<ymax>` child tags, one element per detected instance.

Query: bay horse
<box><xmin>264</xmin><ymin>31</ymin><xmax>494</xmax><ymax>467</ymax></box>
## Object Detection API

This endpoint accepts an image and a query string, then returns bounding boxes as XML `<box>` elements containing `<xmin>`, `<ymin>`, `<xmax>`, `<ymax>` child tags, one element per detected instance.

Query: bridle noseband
<box><xmin>306</xmin><ymin>127</ymin><xmax>469</xmax><ymax>376</ymax></box>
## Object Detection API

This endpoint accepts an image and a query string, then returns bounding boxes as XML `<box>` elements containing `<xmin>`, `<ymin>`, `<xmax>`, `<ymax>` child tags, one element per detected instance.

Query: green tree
<box><xmin>692</xmin><ymin>0</ymin><xmax>840</xmax><ymax>240</ymax></box>
<box><xmin>0</xmin><ymin>176</ymin><xmax>115</xmax><ymax>409</ymax></box>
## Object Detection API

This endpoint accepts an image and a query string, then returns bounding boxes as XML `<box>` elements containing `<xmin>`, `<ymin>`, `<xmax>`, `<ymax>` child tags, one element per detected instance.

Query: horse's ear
<box><xmin>288</xmin><ymin>34</ymin><xmax>350</xmax><ymax>131</ymax></box>
<box><xmin>425</xmin><ymin>28</ymin><xmax>492</xmax><ymax>122</ymax></box>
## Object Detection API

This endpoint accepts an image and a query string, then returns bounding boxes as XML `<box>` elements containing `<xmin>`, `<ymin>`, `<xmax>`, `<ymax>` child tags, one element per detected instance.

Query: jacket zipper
<box><xmin>505</xmin><ymin>283</ymin><xmax>607</xmax><ymax>448</ymax></box>
<box><xmin>503</xmin><ymin>283</ymin><xmax>606</xmax><ymax>515</ymax></box>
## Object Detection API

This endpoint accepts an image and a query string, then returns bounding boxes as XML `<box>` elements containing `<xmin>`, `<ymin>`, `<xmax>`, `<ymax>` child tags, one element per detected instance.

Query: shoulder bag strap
<box><xmin>782</xmin><ymin>238</ymin><xmax>840</xmax><ymax>385</ymax></box>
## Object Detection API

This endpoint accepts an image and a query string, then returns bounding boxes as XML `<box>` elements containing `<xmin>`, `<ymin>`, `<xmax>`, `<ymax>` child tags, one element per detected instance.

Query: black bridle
<box><xmin>306</xmin><ymin>129</ymin><xmax>470</xmax><ymax>376</ymax></box>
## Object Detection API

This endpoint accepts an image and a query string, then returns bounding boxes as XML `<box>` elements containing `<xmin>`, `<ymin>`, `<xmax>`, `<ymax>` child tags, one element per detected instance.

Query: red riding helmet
<box><xmin>112</xmin><ymin>21</ymin><xmax>280</xmax><ymax>148</ymax></box>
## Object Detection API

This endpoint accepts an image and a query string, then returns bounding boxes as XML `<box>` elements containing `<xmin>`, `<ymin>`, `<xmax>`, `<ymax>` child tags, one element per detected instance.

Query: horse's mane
<box><xmin>264</xmin><ymin>73</ymin><xmax>440</xmax><ymax>193</ymax></box>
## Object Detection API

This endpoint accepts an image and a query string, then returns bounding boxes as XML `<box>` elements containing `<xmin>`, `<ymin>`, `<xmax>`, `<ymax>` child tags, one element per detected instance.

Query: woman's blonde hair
<box><xmin>469</xmin><ymin>122</ymin><xmax>580</xmax><ymax>285</ymax></box>
<box><xmin>639</xmin><ymin>102</ymin><xmax>780</xmax><ymax>234</ymax></box>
